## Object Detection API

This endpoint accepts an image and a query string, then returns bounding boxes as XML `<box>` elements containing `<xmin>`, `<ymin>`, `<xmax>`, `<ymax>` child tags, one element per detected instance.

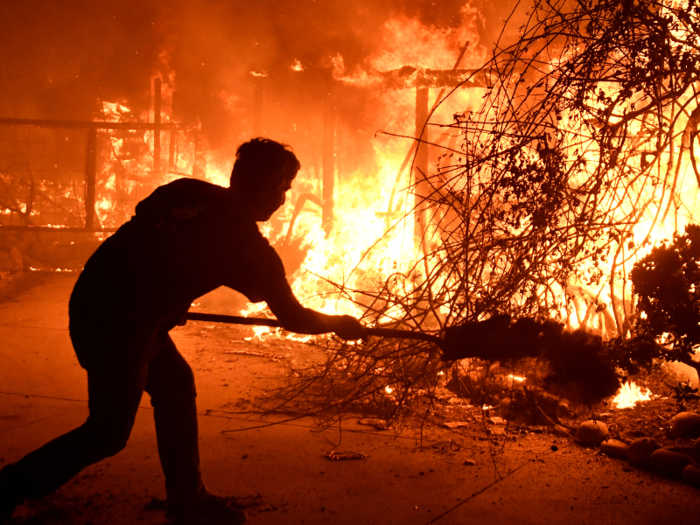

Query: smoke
<box><xmin>0</xmin><ymin>1</ymin><xmax>163</xmax><ymax>119</ymax></box>
<box><xmin>0</xmin><ymin>0</ymin><xmax>519</xmax><ymax>153</ymax></box>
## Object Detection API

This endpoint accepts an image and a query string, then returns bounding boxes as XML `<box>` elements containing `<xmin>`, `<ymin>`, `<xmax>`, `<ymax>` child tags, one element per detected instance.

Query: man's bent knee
<box><xmin>83</xmin><ymin>418</ymin><xmax>133</xmax><ymax>459</ymax></box>
<box><xmin>146</xmin><ymin>347</ymin><xmax>198</xmax><ymax>408</ymax></box>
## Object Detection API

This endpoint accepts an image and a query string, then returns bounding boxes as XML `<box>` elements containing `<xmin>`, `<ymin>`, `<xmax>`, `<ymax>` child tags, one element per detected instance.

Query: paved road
<box><xmin>1</xmin><ymin>272</ymin><xmax>699</xmax><ymax>524</ymax></box>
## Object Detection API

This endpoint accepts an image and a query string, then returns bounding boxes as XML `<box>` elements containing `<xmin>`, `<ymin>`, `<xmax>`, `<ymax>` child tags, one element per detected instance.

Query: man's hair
<box><xmin>230</xmin><ymin>138</ymin><xmax>300</xmax><ymax>192</ymax></box>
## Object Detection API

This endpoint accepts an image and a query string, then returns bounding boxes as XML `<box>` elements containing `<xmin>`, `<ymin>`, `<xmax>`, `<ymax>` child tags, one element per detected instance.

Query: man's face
<box><xmin>250</xmin><ymin>176</ymin><xmax>294</xmax><ymax>221</ymax></box>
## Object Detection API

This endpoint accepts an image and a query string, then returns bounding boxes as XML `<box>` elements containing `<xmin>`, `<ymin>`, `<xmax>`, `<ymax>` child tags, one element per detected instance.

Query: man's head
<box><xmin>230</xmin><ymin>138</ymin><xmax>301</xmax><ymax>221</ymax></box>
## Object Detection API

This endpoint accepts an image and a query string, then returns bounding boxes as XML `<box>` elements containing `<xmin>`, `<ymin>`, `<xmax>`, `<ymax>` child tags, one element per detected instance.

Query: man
<box><xmin>0</xmin><ymin>138</ymin><xmax>364</xmax><ymax>524</ymax></box>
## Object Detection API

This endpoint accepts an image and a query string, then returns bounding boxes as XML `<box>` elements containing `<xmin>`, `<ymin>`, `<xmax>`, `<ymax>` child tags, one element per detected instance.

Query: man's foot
<box><xmin>165</xmin><ymin>492</ymin><xmax>247</xmax><ymax>524</ymax></box>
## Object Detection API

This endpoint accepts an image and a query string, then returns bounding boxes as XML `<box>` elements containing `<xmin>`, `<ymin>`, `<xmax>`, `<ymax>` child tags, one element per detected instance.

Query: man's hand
<box><xmin>267</xmin><ymin>291</ymin><xmax>365</xmax><ymax>339</ymax></box>
<box><xmin>332</xmin><ymin>315</ymin><xmax>365</xmax><ymax>340</ymax></box>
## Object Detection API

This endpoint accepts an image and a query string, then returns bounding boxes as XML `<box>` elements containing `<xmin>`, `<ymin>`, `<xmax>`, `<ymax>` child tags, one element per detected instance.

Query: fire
<box><xmin>23</xmin><ymin>10</ymin><xmax>487</xmax><ymax>337</ymax></box>
<box><xmin>613</xmin><ymin>381</ymin><xmax>652</xmax><ymax>409</ymax></box>
<box><xmin>507</xmin><ymin>375</ymin><xmax>526</xmax><ymax>387</ymax></box>
<box><xmin>16</xmin><ymin>2</ymin><xmax>699</xmax><ymax>371</ymax></box>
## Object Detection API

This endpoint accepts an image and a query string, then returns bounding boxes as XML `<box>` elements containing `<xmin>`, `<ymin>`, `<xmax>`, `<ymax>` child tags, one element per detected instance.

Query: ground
<box><xmin>1</xmin><ymin>272</ymin><xmax>700</xmax><ymax>525</ymax></box>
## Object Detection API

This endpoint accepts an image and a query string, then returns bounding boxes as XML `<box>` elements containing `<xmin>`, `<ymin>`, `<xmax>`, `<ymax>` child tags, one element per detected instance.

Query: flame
<box><xmin>613</xmin><ymin>381</ymin><xmax>652</xmax><ymax>409</ymax></box>
<box><xmin>369</xmin><ymin>12</ymin><xmax>483</xmax><ymax>71</ymax></box>
<box><xmin>243</xmin><ymin>325</ymin><xmax>273</xmax><ymax>342</ymax></box>
<box><xmin>81</xmin><ymin>4</ymin><xmax>700</xmax><ymax>358</ymax></box>
<box><xmin>86</xmin><ymin>12</ymin><xmax>489</xmax><ymax>333</ymax></box>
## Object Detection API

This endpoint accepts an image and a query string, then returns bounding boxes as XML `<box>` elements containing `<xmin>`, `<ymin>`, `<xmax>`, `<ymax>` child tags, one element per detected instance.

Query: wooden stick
<box><xmin>185</xmin><ymin>311</ymin><xmax>443</xmax><ymax>346</ymax></box>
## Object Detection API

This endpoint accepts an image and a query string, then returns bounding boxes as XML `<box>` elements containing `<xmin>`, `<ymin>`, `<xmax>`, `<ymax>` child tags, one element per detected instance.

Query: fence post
<box><xmin>415</xmin><ymin>84</ymin><xmax>430</xmax><ymax>247</ymax></box>
<box><xmin>153</xmin><ymin>78</ymin><xmax>162</xmax><ymax>176</ymax></box>
<box><xmin>84</xmin><ymin>126</ymin><xmax>97</xmax><ymax>230</ymax></box>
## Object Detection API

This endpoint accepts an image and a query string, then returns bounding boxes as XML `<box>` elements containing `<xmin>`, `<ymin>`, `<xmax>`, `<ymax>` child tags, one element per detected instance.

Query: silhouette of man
<box><xmin>0</xmin><ymin>138</ymin><xmax>364</xmax><ymax>524</ymax></box>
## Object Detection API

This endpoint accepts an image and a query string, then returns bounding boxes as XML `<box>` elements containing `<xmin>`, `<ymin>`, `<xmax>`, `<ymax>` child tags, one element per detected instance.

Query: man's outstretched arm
<box><xmin>265</xmin><ymin>291</ymin><xmax>364</xmax><ymax>340</ymax></box>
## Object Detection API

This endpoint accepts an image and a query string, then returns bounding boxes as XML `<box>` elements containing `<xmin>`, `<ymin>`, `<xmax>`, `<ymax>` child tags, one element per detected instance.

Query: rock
<box><xmin>600</xmin><ymin>439</ymin><xmax>629</xmax><ymax>459</ymax></box>
<box><xmin>670</xmin><ymin>412</ymin><xmax>700</xmax><ymax>439</ymax></box>
<box><xmin>575</xmin><ymin>420</ymin><xmax>609</xmax><ymax>447</ymax></box>
<box><xmin>682</xmin><ymin>464</ymin><xmax>700</xmax><ymax>486</ymax></box>
<box><xmin>694</xmin><ymin>437</ymin><xmax>700</xmax><ymax>451</ymax></box>
<box><xmin>628</xmin><ymin>437</ymin><xmax>657</xmax><ymax>465</ymax></box>
<box><xmin>649</xmin><ymin>449</ymin><xmax>691</xmax><ymax>477</ymax></box>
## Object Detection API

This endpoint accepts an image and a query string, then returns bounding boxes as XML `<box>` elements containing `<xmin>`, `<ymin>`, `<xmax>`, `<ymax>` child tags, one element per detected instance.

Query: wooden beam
<box><xmin>153</xmin><ymin>78</ymin><xmax>162</xmax><ymax>176</ymax></box>
<box><xmin>84</xmin><ymin>127</ymin><xmax>98</xmax><ymax>230</ymax></box>
<box><xmin>415</xmin><ymin>86</ymin><xmax>430</xmax><ymax>246</ymax></box>
<box><xmin>0</xmin><ymin>117</ymin><xmax>176</xmax><ymax>131</ymax></box>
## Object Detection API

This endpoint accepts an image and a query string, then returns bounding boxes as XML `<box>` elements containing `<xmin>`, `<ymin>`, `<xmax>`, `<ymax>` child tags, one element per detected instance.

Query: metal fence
<box><xmin>0</xmin><ymin>118</ymin><xmax>176</xmax><ymax>232</ymax></box>
<box><xmin>0</xmin><ymin>123</ymin><xmax>89</xmax><ymax>229</ymax></box>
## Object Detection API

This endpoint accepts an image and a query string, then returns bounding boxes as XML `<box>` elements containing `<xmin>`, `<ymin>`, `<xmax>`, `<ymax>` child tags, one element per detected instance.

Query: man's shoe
<box><xmin>165</xmin><ymin>492</ymin><xmax>247</xmax><ymax>524</ymax></box>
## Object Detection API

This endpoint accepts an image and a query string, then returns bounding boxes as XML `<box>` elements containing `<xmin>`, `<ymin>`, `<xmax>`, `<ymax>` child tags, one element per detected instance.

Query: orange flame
<box><xmin>613</xmin><ymin>381</ymin><xmax>652</xmax><ymax>409</ymax></box>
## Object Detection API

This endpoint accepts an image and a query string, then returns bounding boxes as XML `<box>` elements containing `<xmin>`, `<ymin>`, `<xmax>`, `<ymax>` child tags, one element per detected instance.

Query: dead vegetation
<box><xmin>272</xmin><ymin>0</ymin><xmax>700</xmax><ymax>427</ymax></box>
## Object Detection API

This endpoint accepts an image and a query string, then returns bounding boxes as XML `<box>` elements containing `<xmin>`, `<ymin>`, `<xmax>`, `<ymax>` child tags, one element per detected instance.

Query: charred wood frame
<box><xmin>0</xmin><ymin>84</ymin><xmax>177</xmax><ymax>233</ymax></box>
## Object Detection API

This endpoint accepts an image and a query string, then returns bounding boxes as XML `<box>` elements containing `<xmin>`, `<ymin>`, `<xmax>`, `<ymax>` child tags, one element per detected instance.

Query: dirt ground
<box><xmin>2</xmin><ymin>272</ymin><xmax>700</xmax><ymax>525</ymax></box>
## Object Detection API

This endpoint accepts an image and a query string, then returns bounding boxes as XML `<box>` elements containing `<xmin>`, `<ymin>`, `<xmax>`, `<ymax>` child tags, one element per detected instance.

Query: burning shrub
<box><xmin>622</xmin><ymin>225</ymin><xmax>700</xmax><ymax>381</ymax></box>
<box><xmin>278</xmin><ymin>0</ymin><xmax>700</xmax><ymax>423</ymax></box>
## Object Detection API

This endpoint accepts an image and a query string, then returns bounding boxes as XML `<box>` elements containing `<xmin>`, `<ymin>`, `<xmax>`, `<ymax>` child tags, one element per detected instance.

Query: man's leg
<box><xmin>145</xmin><ymin>337</ymin><xmax>204</xmax><ymax>502</ymax></box>
<box><xmin>146</xmin><ymin>337</ymin><xmax>246</xmax><ymax>523</ymax></box>
<box><xmin>0</xmin><ymin>361</ymin><xmax>147</xmax><ymax>517</ymax></box>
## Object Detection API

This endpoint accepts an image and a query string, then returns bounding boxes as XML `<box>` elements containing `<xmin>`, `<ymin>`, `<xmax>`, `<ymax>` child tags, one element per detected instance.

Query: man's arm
<box><xmin>265</xmin><ymin>291</ymin><xmax>364</xmax><ymax>340</ymax></box>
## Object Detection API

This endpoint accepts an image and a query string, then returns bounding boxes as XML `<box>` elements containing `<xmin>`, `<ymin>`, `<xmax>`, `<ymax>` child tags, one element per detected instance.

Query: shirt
<box><xmin>69</xmin><ymin>178</ymin><xmax>291</xmax><ymax>339</ymax></box>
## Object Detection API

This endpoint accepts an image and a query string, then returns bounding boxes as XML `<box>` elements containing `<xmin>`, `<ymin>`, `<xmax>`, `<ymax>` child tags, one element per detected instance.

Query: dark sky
<box><xmin>0</xmin><ymin>0</ymin><xmax>516</xmax><ymax>148</ymax></box>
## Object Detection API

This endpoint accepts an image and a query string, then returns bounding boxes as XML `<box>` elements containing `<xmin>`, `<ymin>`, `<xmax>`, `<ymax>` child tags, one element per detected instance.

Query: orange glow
<box><xmin>507</xmin><ymin>375</ymin><xmax>526</xmax><ymax>385</ymax></box>
<box><xmin>89</xmin><ymin>5</ymin><xmax>700</xmax><ymax>354</ymax></box>
<box><xmin>613</xmin><ymin>381</ymin><xmax>652</xmax><ymax>409</ymax></box>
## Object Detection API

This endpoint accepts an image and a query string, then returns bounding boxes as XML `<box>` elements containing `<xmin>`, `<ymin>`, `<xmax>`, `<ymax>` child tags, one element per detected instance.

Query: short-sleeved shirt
<box><xmin>69</xmin><ymin>178</ymin><xmax>291</xmax><ymax>346</ymax></box>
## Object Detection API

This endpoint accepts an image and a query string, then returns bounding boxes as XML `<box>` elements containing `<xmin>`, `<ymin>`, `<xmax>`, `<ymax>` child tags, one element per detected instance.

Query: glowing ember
<box><xmin>243</xmin><ymin>326</ymin><xmax>274</xmax><ymax>342</ymax></box>
<box><xmin>613</xmin><ymin>381</ymin><xmax>652</xmax><ymax>409</ymax></box>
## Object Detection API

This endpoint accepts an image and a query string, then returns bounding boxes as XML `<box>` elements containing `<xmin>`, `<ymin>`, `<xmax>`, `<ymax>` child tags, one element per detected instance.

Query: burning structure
<box><xmin>1</xmin><ymin>0</ymin><xmax>700</xmax><ymax>427</ymax></box>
